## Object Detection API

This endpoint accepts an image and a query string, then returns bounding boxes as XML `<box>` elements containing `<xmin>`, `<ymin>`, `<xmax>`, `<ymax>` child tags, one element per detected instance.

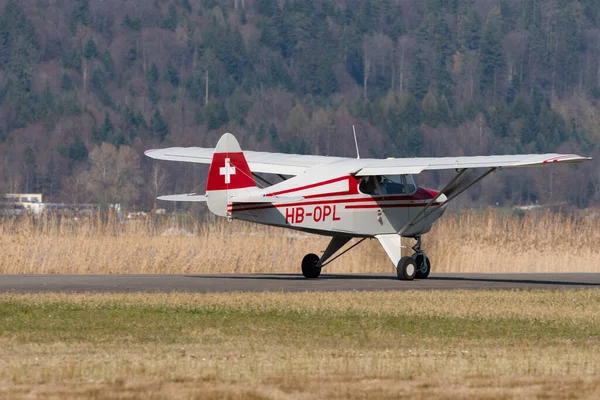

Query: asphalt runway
<box><xmin>0</xmin><ymin>273</ymin><xmax>598</xmax><ymax>293</ymax></box>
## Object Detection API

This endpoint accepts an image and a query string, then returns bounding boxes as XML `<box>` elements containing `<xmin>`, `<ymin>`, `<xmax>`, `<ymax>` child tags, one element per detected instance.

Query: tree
<box><xmin>83</xmin><ymin>38</ymin><xmax>97</xmax><ymax>59</ymax></box>
<box><xmin>102</xmin><ymin>49</ymin><xmax>116</xmax><ymax>79</ymax></box>
<box><xmin>362</xmin><ymin>33</ymin><xmax>393</xmax><ymax>99</ymax></box>
<box><xmin>148</xmin><ymin>63</ymin><xmax>159</xmax><ymax>85</ymax></box>
<box><xmin>199</xmin><ymin>49</ymin><xmax>218</xmax><ymax>105</ymax></box>
<box><xmin>85</xmin><ymin>143</ymin><xmax>143</xmax><ymax>206</ymax></box>
<box><xmin>479</xmin><ymin>6</ymin><xmax>504</xmax><ymax>103</ymax></box>
<box><xmin>93</xmin><ymin>112</ymin><xmax>113</xmax><ymax>142</ymax></box>
<box><xmin>150</xmin><ymin>110</ymin><xmax>169</xmax><ymax>141</ymax></box>
<box><xmin>148</xmin><ymin>164</ymin><xmax>168</xmax><ymax>208</ymax></box>
<box><xmin>409</xmin><ymin>51</ymin><xmax>429</xmax><ymax>100</ymax></box>
<box><xmin>68</xmin><ymin>137</ymin><xmax>88</xmax><ymax>162</ymax></box>
<box><xmin>61</xmin><ymin>173</ymin><xmax>91</xmax><ymax>204</ymax></box>
<box><xmin>205</xmin><ymin>101</ymin><xmax>229</xmax><ymax>130</ymax></box>
<box><xmin>162</xmin><ymin>2</ymin><xmax>178</xmax><ymax>31</ymax></box>
<box><xmin>164</xmin><ymin>63</ymin><xmax>180</xmax><ymax>87</ymax></box>
<box><xmin>257</xmin><ymin>0</ymin><xmax>279</xmax><ymax>17</ymax></box>
<box><xmin>70</xmin><ymin>0</ymin><xmax>90</xmax><ymax>32</ymax></box>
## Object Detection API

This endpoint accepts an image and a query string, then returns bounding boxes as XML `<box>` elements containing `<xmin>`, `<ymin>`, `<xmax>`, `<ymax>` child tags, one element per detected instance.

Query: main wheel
<box><xmin>301</xmin><ymin>253</ymin><xmax>321</xmax><ymax>279</ymax></box>
<box><xmin>413</xmin><ymin>254</ymin><xmax>431</xmax><ymax>279</ymax></box>
<box><xmin>397</xmin><ymin>256</ymin><xmax>417</xmax><ymax>280</ymax></box>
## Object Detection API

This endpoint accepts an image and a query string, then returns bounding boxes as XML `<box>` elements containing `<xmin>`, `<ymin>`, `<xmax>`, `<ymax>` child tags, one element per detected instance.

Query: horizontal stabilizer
<box><xmin>230</xmin><ymin>195</ymin><xmax>304</xmax><ymax>204</ymax></box>
<box><xmin>157</xmin><ymin>194</ymin><xmax>207</xmax><ymax>202</ymax></box>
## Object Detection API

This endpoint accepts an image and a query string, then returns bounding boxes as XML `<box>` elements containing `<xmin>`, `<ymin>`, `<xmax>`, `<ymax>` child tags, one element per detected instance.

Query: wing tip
<box><xmin>144</xmin><ymin>149</ymin><xmax>160</xmax><ymax>157</ymax></box>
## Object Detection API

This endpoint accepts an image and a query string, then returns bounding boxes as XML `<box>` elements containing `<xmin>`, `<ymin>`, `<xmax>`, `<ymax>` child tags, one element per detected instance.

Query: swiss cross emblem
<box><xmin>219</xmin><ymin>158</ymin><xmax>236</xmax><ymax>184</ymax></box>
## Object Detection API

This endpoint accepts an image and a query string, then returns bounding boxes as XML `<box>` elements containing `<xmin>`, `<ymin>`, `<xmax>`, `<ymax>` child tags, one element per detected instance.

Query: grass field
<box><xmin>0</xmin><ymin>291</ymin><xmax>599</xmax><ymax>399</ymax></box>
<box><xmin>0</xmin><ymin>209</ymin><xmax>599</xmax><ymax>274</ymax></box>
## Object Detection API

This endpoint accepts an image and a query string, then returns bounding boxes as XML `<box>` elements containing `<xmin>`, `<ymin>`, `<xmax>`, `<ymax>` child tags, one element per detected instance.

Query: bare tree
<box><xmin>362</xmin><ymin>33</ymin><xmax>393</xmax><ymax>99</ymax></box>
<box><xmin>502</xmin><ymin>31</ymin><xmax>526</xmax><ymax>90</ymax></box>
<box><xmin>61</xmin><ymin>172</ymin><xmax>92</xmax><ymax>204</ymax></box>
<box><xmin>148</xmin><ymin>163</ymin><xmax>168</xmax><ymax>208</ymax></box>
<box><xmin>85</xmin><ymin>143</ymin><xmax>143</xmax><ymax>206</ymax></box>
<box><xmin>201</xmin><ymin>49</ymin><xmax>218</xmax><ymax>106</ymax></box>
<box><xmin>393</xmin><ymin>36</ymin><xmax>415</xmax><ymax>94</ymax></box>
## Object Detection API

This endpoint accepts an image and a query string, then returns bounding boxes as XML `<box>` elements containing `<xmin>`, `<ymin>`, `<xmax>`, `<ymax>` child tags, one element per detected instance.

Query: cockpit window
<box><xmin>358</xmin><ymin>176</ymin><xmax>380</xmax><ymax>195</ymax></box>
<box><xmin>380</xmin><ymin>175</ymin><xmax>417</xmax><ymax>195</ymax></box>
<box><xmin>359</xmin><ymin>175</ymin><xmax>417</xmax><ymax>196</ymax></box>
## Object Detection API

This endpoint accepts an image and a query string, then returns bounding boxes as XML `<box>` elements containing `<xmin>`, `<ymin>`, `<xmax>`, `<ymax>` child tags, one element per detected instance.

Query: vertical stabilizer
<box><xmin>206</xmin><ymin>133</ymin><xmax>257</xmax><ymax>216</ymax></box>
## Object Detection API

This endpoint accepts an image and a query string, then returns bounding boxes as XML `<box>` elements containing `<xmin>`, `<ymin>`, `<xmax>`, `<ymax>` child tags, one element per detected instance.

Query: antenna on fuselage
<box><xmin>352</xmin><ymin>125</ymin><xmax>360</xmax><ymax>159</ymax></box>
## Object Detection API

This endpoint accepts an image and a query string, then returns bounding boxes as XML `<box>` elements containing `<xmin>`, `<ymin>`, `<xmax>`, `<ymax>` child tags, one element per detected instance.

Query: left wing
<box><xmin>145</xmin><ymin>147</ymin><xmax>343</xmax><ymax>176</ymax></box>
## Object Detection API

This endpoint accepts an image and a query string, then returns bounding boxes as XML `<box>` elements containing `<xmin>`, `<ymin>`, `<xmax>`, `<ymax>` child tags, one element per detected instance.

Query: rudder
<box><xmin>206</xmin><ymin>133</ymin><xmax>257</xmax><ymax>216</ymax></box>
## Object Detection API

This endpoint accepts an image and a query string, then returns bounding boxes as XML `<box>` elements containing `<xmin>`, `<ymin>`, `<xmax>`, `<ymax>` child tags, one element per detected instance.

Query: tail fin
<box><xmin>206</xmin><ymin>133</ymin><xmax>257</xmax><ymax>216</ymax></box>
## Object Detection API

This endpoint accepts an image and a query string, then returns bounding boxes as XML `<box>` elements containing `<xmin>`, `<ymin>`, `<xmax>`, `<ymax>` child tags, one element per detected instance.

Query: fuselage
<box><xmin>227</xmin><ymin>159</ymin><xmax>447</xmax><ymax>237</ymax></box>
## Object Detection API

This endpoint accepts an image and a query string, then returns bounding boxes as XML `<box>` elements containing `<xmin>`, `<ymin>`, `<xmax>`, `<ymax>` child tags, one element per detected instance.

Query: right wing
<box><xmin>353</xmin><ymin>153</ymin><xmax>591</xmax><ymax>176</ymax></box>
<box><xmin>145</xmin><ymin>147</ymin><xmax>344</xmax><ymax>176</ymax></box>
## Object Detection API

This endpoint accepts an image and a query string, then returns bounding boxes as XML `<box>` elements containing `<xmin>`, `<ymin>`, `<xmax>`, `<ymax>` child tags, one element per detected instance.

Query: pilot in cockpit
<box><xmin>358</xmin><ymin>176</ymin><xmax>380</xmax><ymax>195</ymax></box>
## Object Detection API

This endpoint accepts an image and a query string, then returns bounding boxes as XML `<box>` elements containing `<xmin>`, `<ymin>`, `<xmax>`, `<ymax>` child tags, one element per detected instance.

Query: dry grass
<box><xmin>0</xmin><ymin>209</ymin><xmax>599</xmax><ymax>274</ymax></box>
<box><xmin>0</xmin><ymin>291</ymin><xmax>599</xmax><ymax>399</ymax></box>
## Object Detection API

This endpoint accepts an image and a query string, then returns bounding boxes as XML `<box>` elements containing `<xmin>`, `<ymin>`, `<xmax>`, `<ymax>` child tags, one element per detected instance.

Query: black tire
<box><xmin>413</xmin><ymin>254</ymin><xmax>431</xmax><ymax>279</ymax></box>
<box><xmin>302</xmin><ymin>253</ymin><xmax>321</xmax><ymax>278</ymax></box>
<box><xmin>397</xmin><ymin>256</ymin><xmax>417</xmax><ymax>280</ymax></box>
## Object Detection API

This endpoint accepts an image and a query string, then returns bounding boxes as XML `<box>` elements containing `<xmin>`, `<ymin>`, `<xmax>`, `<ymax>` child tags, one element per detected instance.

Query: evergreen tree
<box><xmin>150</xmin><ymin>110</ymin><xmax>169</xmax><ymax>141</ymax></box>
<box><xmin>205</xmin><ymin>101</ymin><xmax>229</xmax><ymax>130</ymax></box>
<box><xmin>148</xmin><ymin>63</ymin><xmax>159</xmax><ymax>85</ymax></box>
<box><xmin>68</xmin><ymin>137</ymin><xmax>88</xmax><ymax>162</ymax></box>
<box><xmin>164</xmin><ymin>63</ymin><xmax>180</xmax><ymax>87</ymax></box>
<box><xmin>71</xmin><ymin>0</ymin><xmax>90</xmax><ymax>32</ymax></box>
<box><xmin>479</xmin><ymin>6</ymin><xmax>504</xmax><ymax>102</ymax></box>
<box><xmin>162</xmin><ymin>3</ymin><xmax>178</xmax><ymax>31</ymax></box>
<box><xmin>409</xmin><ymin>52</ymin><xmax>429</xmax><ymax>100</ymax></box>
<box><xmin>102</xmin><ymin>50</ymin><xmax>116</xmax><ymax>79</ymax></box>
<box><xmin>256</xmin><ymin>0</ymin><xmax>280</xmax><ymax>17</ymax></box>
<box><xmin>83</xmin><ymin>38</ymin><xmax>97</xmax><ymax>59</ymax></box>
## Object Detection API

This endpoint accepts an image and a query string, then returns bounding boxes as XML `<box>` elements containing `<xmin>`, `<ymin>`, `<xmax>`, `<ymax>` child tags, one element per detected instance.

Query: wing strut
<box><xmin>398</xmin><ymin>167</ymin><xmax>497</xmax><ymax>236</ymax></box>
<box><xmin>398</xmin><ymin>169</ymin><xmax>468</xmax><ymax>236</ymax></box>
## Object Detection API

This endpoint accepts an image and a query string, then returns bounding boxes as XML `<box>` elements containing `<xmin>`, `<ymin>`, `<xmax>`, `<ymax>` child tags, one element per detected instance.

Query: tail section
<box><xmin>206</xmin><ymin>133</ymin><xmax>257</xmax><ymax>216</ymax></box>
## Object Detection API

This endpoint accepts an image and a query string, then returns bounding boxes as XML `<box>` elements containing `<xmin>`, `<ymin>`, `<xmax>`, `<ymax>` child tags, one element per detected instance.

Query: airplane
<box><xmin>145</xmin><ymin>132</ymin><xmax>591</xmax><ymax>280</ymax></box>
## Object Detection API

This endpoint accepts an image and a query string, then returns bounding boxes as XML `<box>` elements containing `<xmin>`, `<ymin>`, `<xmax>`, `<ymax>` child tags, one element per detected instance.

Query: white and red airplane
<box><xmin>145</xmin><ymin>132</ymin><xmax>591</xmax><ymax>280</ymax></box>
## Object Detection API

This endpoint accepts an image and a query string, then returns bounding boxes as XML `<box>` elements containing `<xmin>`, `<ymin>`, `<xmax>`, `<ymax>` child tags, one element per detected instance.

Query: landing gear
<box><xmin>397</xmin><ymin>256</ymin><xmax>417</xmax><ymax>280</ymax></box>
<box><xmin>301</xmin><ymin>253</ymin><xmax>321</xmax><ymax>278</ymax></box>
<box><xmin>301</xmin><ymin>237</ymin><xmax>358</xmax><ymax>279</ymax></box>
<box><xmin>411</xmin><ymin>235</ymin><xmax>431</xmax><ymax>279</ymax></box>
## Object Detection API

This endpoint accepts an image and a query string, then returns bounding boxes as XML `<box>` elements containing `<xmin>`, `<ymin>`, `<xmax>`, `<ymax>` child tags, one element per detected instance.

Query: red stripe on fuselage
<box><xmin>345</xmin><ymin>203</ymin><xmax>441</xmax><ymax>209</ymax></box>
<box><xmin>228</xmin><ymin>195</ymin><xmax>439</xmax><ymax>213</ymax></box>
<box><xmin>231</xmin><ymin>187</ymin><xmax>439</xmax><ymax>210</ymax></box>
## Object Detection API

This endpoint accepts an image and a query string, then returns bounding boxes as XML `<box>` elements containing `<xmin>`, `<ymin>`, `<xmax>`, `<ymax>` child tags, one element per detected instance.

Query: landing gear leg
<box><xmin>411</xmin><ymin>235</ymin><xmax>431</xmax><ymax>279</ymax></box>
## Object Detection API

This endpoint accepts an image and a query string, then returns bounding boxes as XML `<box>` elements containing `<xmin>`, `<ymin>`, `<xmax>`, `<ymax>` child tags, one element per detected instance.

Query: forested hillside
<box><xmin>0</xmin><ymin>0</ymin><xmax>599</xmax><ymax>209</ymax></box>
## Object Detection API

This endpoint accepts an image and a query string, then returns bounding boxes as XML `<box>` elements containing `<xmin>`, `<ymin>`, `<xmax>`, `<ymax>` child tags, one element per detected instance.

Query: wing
<box><xmin>145</xmin><ymin>147</ymin><xmax>344</xmax><ymax>176</ymax></box>
<box><xmin>146</xmin><ymin>145</ymin><xmax>591</xmax><ymax>177</ymax></box>
<box><xmin>353</xmin><ymin>153</ymin><xmax>591</xmax><ymax>176</ymax></box>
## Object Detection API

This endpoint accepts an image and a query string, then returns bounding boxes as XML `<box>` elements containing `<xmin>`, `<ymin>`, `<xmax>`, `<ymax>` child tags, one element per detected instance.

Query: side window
<box><xmin>379</xmin><ymin>175</ymin><xmax>418</xmax><ymax>195</ymax></box>
<box><xmin>380</xmin><ymin>176</ymin><xmax>405</xmax><ymax>195</ymax></box>
<box><xmin>405</xmin><ymin>174</ymin><xmax>417</xmax><ymax>194</ymax></box>
<box><xmin>358</xmin><ymin>176</ymin><xmax>380</xmax><ymax>195</ymax></box>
